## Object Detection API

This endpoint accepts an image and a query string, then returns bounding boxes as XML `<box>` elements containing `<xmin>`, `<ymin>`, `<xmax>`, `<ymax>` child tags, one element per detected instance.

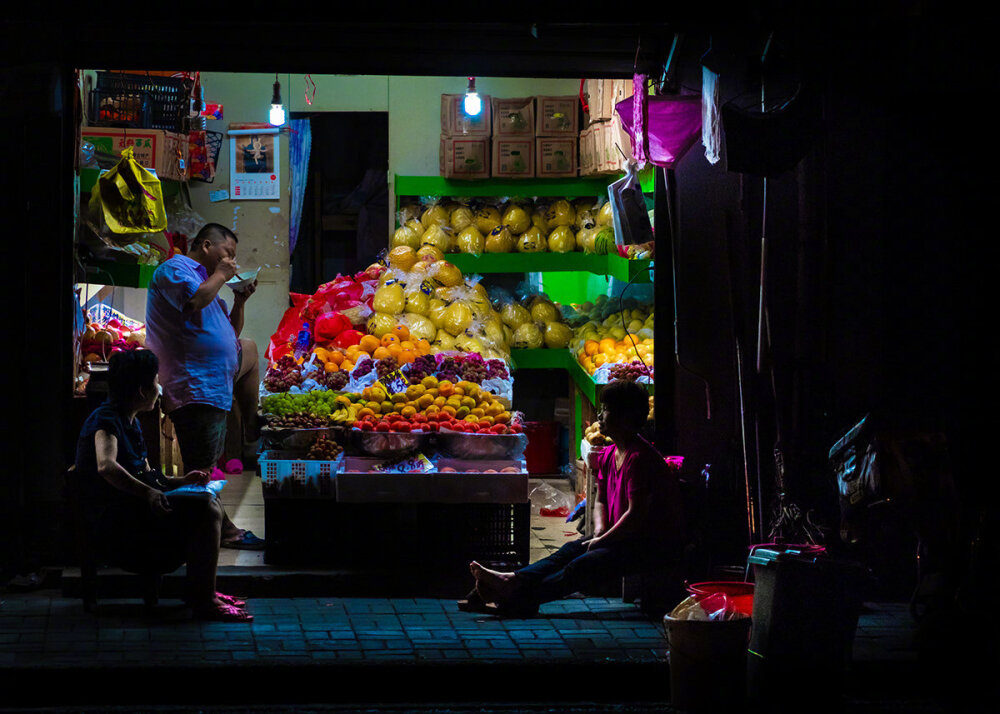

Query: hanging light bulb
<box><xmin>269</xmin><ymin>74</ymin><xmax>285</xmax><ymax>126</ymax></box>
<box><xmin>463</xmin><ymin>77</ymin><xmax>481</xmax><ymax>117</ymax></box>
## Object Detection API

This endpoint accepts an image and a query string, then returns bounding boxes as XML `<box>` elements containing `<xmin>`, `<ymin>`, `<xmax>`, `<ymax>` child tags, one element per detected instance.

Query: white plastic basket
<box><xmin>87</xmin><ymin>303</ymin><xmax>144</xmax><ymax>331</ymax></box>
<box><xmin>259</xmin><ymin>450</ymin><xmax>342</xmax><ymax>497</ymax></box>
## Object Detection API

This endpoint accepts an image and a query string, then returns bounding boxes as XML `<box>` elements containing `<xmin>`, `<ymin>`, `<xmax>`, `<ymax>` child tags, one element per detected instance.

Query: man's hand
<box><xmin>146</xmin><ymin>489</ymin><xmax>171</xmax><ymax>516</ymax></box>
<box><xmin>233</xmin><ymin>279</ymin><xmax>257</xmax><ymax>305</ymax></box>
<box><xmin>587</xmin><ymin>534</ymin><xmax>603</xmax><ymax>551</ymax></box>
<box><xmin>216</xmin><ymin>257</ymin><xmax>239</xmax><ymax>281</ymax></box>
<box><xmin>183</xmin><ymin>469</ymin><xmax>211</xmax><ymax>486</ymax></box>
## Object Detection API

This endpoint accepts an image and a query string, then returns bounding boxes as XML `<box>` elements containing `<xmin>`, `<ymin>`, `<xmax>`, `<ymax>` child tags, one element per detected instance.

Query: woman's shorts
<box><xmin>168</xmin><ymin>403</ymin><xmax>228</xmax><ymax>471</ymax></box>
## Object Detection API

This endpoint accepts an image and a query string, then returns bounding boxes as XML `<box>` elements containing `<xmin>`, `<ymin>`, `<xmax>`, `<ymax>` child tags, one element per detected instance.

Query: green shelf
<box><xmin>395</xmin><ymin>175</ymin><xmax>613</xmax><ymax>199</ymax></box>
<box><xmin>77</xmin><ymin>259</ymin><xmax>157</xmax><ymax>289</ymax></box>
<box><xmin>508</xmin><ymin>349</ymin><xmax>571</xmax><ymax>371</ymax></box>
<box><xmin>607</xmin><ymin>254</ymin><xmax>654</xmax><ymax>283</ymax></box>
<box><xmin>448</xmin><ymin>252</ymin><xmax>606</xmax><ymax>275</ymax></box>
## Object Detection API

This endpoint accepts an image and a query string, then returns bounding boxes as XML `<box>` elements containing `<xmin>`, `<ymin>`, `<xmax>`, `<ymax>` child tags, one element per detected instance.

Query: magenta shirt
<box><xmin>596</xmin><ymin>437</ymin><xmax>684</xmax><ymax>548</ymax></box>
<box><xmin>145</xmin><ymin>255</ymin><xmax>239</xmax><ymax>413</ymax></box>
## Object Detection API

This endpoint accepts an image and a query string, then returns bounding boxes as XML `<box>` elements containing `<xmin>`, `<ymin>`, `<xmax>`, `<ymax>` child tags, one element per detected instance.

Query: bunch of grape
<box><xmin>608</xmin><ymin>361</ymin><xmax>654</xmax><ymax>382</ymax></box>
<box><xmin>353</xmin><ymin>357</ymin><xmax>374</xmax><ymax>378</ymax></box>
<box><xmin>306</xmin><ymin>434</ymin><xmax>343</xmax><ymax>460</ymax></box>
<box><xmin>460</xmin><ymin>355</ymin><xmax>487</xmax><ymax>383</ymax></box>
<box><xmin>375</xmin><ymin>356</ymin><xmax>400</xmax><ymax>379</ymax></box>
<box><xmin>267</xmin><ymin>412</ymin><xmax>331</xmax><ymax>429</ymax></box>
<box><xmin>486</xmin><ymin>359</ymin><xmax>510</xmax><ymax>381</ymax></box>
<box><xmin>263</xmin><ymin>355</ymin><xmax>306</xmax><ymax>392</ymax></box>
<box><xmin>436</xmin><ymin>356</ymin><xmax>461</xmax><ymax>384</ymax></box>
<box><xmin>406</xmin><ymin>355</ymin><xmax>438</xmax><ymax>385</ymax></box>
<box><xmin>262</xmin><ymin>390</ymin><xmax>340</xmax><ymax>421</ymax></box>
<box><xmin>317</xmin><ymin>370</ymin><xmax>349</xmax><ymax>391</ymax></box>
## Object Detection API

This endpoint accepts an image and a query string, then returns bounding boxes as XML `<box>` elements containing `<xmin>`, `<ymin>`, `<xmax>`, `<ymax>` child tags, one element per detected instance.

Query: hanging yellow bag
<box><xmin>88</xmin><ymin>146</ymin><xmax>167</xmax><ymax>234</ymax></box>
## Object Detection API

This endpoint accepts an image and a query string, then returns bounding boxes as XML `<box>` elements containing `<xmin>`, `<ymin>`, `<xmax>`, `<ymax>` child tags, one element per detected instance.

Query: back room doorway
<box><xmin>290</xmin><ymin>111</ymin><xmax>389</xmax><ymax>293</ymax></box>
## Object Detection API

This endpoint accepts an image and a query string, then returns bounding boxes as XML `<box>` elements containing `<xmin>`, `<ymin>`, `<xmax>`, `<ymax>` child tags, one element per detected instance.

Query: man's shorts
<box><xmin>169</xmin><ymin>404</ymin><xmax>228</xmax><ymax>471</ymax></box>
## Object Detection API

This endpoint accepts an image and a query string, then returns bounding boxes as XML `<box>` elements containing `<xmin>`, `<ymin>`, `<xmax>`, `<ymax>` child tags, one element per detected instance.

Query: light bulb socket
<box><xmin>271</xmin><ymin>79</ymin><xmax>282</xmax><ymax>105</ymax></box>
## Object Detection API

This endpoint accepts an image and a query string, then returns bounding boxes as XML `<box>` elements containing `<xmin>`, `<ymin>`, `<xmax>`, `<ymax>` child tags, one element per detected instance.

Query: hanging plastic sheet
<box><xmin>615</xmin><ymin>83</ymin><xmax>702</xmax><ymax>169</ymax></box>
<box><xmin>288</xmin><ymin>118</ymin><xmax>312</xmax><ymax>254</ymax></box>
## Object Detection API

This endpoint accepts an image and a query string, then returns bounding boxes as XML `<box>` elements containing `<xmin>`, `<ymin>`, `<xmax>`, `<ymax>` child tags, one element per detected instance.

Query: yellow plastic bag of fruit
<box><xmin>88</xmin><ymin>147</ymin><xmax>167</xmax><ymax>234</ymax></box>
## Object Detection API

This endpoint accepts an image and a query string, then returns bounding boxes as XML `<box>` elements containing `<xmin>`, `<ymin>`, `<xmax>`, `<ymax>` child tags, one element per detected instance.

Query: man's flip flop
<box><xmin>216</xmin><ymin>592</ymin><xmax>247</xmax><ymax>608</ymax></box>
<box><xmin>221</xmin><ymin>530</ymin><xmax>265</xmax><ymax>550</ymax></box>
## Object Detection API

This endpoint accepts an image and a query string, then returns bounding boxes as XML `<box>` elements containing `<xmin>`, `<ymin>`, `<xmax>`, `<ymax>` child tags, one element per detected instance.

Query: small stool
<box><xmin>65</xmin><ymin>467</ymin><xmax>167</xmax><ymax>613</ymax></box>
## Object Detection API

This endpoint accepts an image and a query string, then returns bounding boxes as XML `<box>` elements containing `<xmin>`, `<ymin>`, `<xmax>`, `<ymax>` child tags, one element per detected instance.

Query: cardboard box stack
<box><xmin>491</xmin><ymin>97</ymin><xmax>535</xmax><ymax>179</ymax></box>
<box><xmin>440</xmin><ymin>94</ymin><xmax>492</xmax><ymax>179</ymax></box>
<box><xmin>439</xmin><ymin>91</ymin><xmax>584</xmax><ymax>179</ymax></box>
<box><xmin>535</xmin><ymin>95</ymin><xmax>579</xmax><ymax>178</ymax></box>
<box><xmin>580</xmin><ymin>79</ymin><xmax>634</xmax><ymax>175</ymax></box>
<box><xmin>82</xmin><ymin>126</ymin><xmax>190</xmax><ymax>182</ymax></box>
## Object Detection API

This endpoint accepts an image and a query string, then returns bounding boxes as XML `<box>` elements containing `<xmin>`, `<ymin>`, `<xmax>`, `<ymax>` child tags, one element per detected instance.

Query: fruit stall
<box><xmin>256</xmin><ymin>167</ymin><xmax>659</xmax><ymax>565</ymax></box>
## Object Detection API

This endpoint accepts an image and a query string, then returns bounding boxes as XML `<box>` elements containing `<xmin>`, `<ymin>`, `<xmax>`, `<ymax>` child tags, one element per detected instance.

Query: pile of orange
<box><xmin>576</xmin><ymin>336</ymin><xmax>654</xmax><ymax>376</ymax></box>
<box><xmin>312</xmin><ymin>324</ymin><xmax>431</xmax><ymax>373</ymax></box>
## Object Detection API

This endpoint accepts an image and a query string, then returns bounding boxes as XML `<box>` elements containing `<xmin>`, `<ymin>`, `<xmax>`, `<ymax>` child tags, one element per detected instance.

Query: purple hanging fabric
<box><xmin>616</xmin><ymin>91</ymin><xmax>702</xmax><ymax>168</ymax></box>
<box><xmin>632</xmin><ymin>74</ymin><xmax>648</xmax><ymax>164</ymax></box>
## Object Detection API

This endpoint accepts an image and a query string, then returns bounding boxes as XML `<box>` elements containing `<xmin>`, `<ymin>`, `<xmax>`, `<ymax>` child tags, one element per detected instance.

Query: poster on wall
<box><xmin>229</xmin><ymin>126</ymin><xmax>280</xmax><ymax>200</ymax></box>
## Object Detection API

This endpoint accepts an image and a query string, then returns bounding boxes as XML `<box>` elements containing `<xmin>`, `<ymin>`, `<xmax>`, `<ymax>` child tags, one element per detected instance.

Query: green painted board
<box><xmin>448</xmin><ymin>252</ymin><xmax>606</xmax><ymax>275</ymax></box>
<box><xmin>395</xmin><ymin>175</ymin><xmax>613</xmax><ymax>199</ymax></box>
<box><xmin>607</xmin><ymin>254</ymin><xmax>654</xmax><ymax>283</ymax></box>
<box><xmin>78</xmin><ymin>259</ymin><xmax>157</xmax><ymax>289</ymax></box>
<box><xmin>508</xmin><ymin>349</ymin><xmax>570</xmax><ymax>370</ymax></box>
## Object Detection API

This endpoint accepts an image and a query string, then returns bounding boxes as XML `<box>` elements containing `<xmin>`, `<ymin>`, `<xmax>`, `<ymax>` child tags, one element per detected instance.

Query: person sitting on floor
<box><xmin>73</xmin><ymin>349</ymin><xmax>252</xmax><ymax>622</ymax></box>
<box><xmin>461</xmin><ymin>379</ymin><xmax>685</xmax><ymax>616</ymax></box>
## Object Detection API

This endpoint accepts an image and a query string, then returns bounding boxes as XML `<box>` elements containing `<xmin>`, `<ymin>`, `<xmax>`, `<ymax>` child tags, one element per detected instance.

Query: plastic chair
<box><xmin>64</xmin><ymin>467</ymin><xmax>164</xmax><ymax>613</ymax></box>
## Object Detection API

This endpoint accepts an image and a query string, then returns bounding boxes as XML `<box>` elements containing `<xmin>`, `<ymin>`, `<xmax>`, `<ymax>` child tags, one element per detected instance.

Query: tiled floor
<box><xmin>217</xmin><ymin>473</ymin><xmax>581</xmax><ymax>568</ymax></box>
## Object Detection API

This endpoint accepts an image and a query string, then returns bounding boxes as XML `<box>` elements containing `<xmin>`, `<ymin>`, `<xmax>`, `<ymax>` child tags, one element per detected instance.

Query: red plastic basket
<box><xmin>686</xmin><ymin>581</ymin><xmax>755</xmax><ymax>616</ymax></box>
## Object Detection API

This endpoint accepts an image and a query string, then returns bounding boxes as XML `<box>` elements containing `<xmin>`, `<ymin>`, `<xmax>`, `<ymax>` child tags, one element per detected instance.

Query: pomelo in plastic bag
<box><xmin>455</xmin><ymin>333</ymin><xmax>487</xmax><ymax>355</ymax></box>
<box><xmin>405</xmin><ymin>218</ymin><xmax>425</xmax><ymax>236</ymax></box>
<box><xmin>417</xmin><ymin>244</ymin><xmax>445</xmax><ymax>264</ymax></box>
<box><xmin>442</xmin><ymin>302</ymin><xmax>474</xmax><ymax>336</ymax></box>
<box><xmin>388</xmin><ymin>245</ymin><xmax>418</xmax><ymax>272</ymax></box>
<box><xmin>421</xmin><ymin>204</ymin><xmax>450</xmax><ymax>230</ymax></box>
<box><xmin>577</xmin><ymin>223</ymin><xmax>600</xmax><ymax>253</ymax></box>
<box><xmin>574</xmin><ymin>208</ymin><xmax>596</xmax><ymax>231</ymax></box>
<box><xmin>500</xmin><ymin>302</ymin><xmax>531</xmax><ymax>329</ymax></box>
<box><xmin>398</xmin><ymin>204</ymin><xmax>422</xmax><ymax>224</ymax></box>
<box><xmin>456</xmin><ymin>226</ymin><xmax>485</xmax><ymax>254</ymax></box>
<box><xmin>421</xmin><ymin>224</ymin><xmax>453</xmax><ymax>254</ymax></box>
<box><xmin>545</xmin><ymin>199</ymin><xmax>576</xmax><ymax>227</ymax></box>
<box><xmin>516</xmin><ymin>226</ymin><xmax>546</xmax><ymax>253</ymax></box>
<box><xmin>431</xmin><ymin>330</ymin><xmax>456</xmax><ymax>353</ymax></box>
<box><xmin>502</xmin><ymin>324</ymin><xmax>514</xmax><ymax>347</ymax></box>
<box><xmin>531</xmin><ymin>209</ymin><xmax>551</xmax><ymax>233</ymax></box>
<box><xmin>513</xmin><ymin>322</ymin><xmax>544</xmax><ymax>349</ymax></box>
<box><xmin>391</xmin><ymin>225</ymin><xmax>421</xmax><ymax>251</ymax></box>
<box><xmin>596</xmin><ymin>201</ymin><xmax>614</xmax><ymax>226</ymax></box>
<box><xmin>502</xmin><ymin>205</ymin><xmax>531</xmax><ymax>235</ymax></box>
<box><xmin>373</xmin><ymin>283</ymin><xmax>405</xmax><ymax>314</ymax></box>
<box><xmin>450</xmin><ymin>205</ymin><xmax>474</xmax><ymax>232</ymax></box>
<box><xmin>367</xmin><ymin>311</ymin><xmax>396</xmax><ymax>338</ymax></box>
<box><xmin>474</xmin><ymin>206</ymin><xmax>502</xmax><ymax>235</ymax></box>
<box><xmin>483</xmin><ymin>318</ymin><xmax>506</xmax><ymax>348</ymax></box>
<box><xmin>405</xmin><ymin>291</ymin><xmax>430</xmax><ymax>316</ymax></box>
<box><xmin>427</xmin><ymin>299</ymin><xmax>449</xmax><ymax>327</ymax></box>
<box><xmin>402</xmin><ymin>312</ymin><xmax>436</xmax><ymax>342</ymax></box>
<box><xmin>547</xmin><ymin>225</ymin><xmax>576</xmax><ymax>253</ymax></box>
<box><xmin>432</xmin><ymin>260</ymin><xmax>464</xmax><ymax>287</ymax></box>
<box><xmin>530</xmin><ymin>299</ymin><xmax>560</xmax><ymax>324</ymax></box>
<box><xmin>485</xmin><ymin>225</ymin><xmax>515</xmax><ymax>253</ymax></box>
<box><xmin>543</xmin><ymin>321</ymin><xmax>573</xmax><ymax>349</ymax></box>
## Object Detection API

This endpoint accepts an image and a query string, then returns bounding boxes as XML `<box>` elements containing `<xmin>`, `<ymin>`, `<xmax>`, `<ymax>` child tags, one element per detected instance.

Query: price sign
<box><xmin>377</xmin><ymin>369</ymin><xmax>408</xmax><ymax>395</ymax></box>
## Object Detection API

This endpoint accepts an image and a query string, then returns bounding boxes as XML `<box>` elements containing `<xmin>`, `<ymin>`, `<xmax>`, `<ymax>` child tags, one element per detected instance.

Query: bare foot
<box><xmin>470</xmin><ymin>561</ymin><xmax>517</xmax><ymax>603</ymax></box>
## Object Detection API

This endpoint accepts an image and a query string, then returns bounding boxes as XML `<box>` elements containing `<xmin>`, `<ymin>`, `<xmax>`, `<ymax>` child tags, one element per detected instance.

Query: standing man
<box><xmin>146</xmin><ymin>223</ymin><xmax>265</xmax><ymax>550</ymax></box>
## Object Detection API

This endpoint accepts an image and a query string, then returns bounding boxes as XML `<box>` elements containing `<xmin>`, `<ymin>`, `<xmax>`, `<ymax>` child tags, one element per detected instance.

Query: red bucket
<box><xmin>522</xmin><ymin>421</ymin><xmax>559</xmax><ymax>474</ymax></box>
<box><xmin>686</xmin><ymin>581</ymin><xmax>755</xmax><ymax>616</ymax></box>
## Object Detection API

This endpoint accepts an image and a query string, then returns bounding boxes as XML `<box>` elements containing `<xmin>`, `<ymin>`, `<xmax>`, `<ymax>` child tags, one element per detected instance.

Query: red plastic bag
<box><xmin>266</xmin><ymin>293</ymin><xmax>310</xmax><ymax>361</ymax></box>
<box><xmin>314</xmin><ymin>311</ymin><xmax>352</xmax><ymax>341</ymax></box>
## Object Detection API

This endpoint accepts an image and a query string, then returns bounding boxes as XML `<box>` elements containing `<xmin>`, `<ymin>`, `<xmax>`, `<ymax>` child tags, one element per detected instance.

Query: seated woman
<box><xmin>462</xmin><ymin>379</ymin><xmax>684</xmax><ymax>616</ymax></box>
<box><xmin>74</xmin><ymin>349</ymin><xmax>252</xmax><ymax>622</ymax></box>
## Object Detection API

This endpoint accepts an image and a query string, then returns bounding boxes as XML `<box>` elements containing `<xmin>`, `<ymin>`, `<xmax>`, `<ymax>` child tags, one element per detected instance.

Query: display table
<box><xmin>260</xmin><ymin>457</ymin><xmax>530</xmax><ymax>570</ymax></box>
